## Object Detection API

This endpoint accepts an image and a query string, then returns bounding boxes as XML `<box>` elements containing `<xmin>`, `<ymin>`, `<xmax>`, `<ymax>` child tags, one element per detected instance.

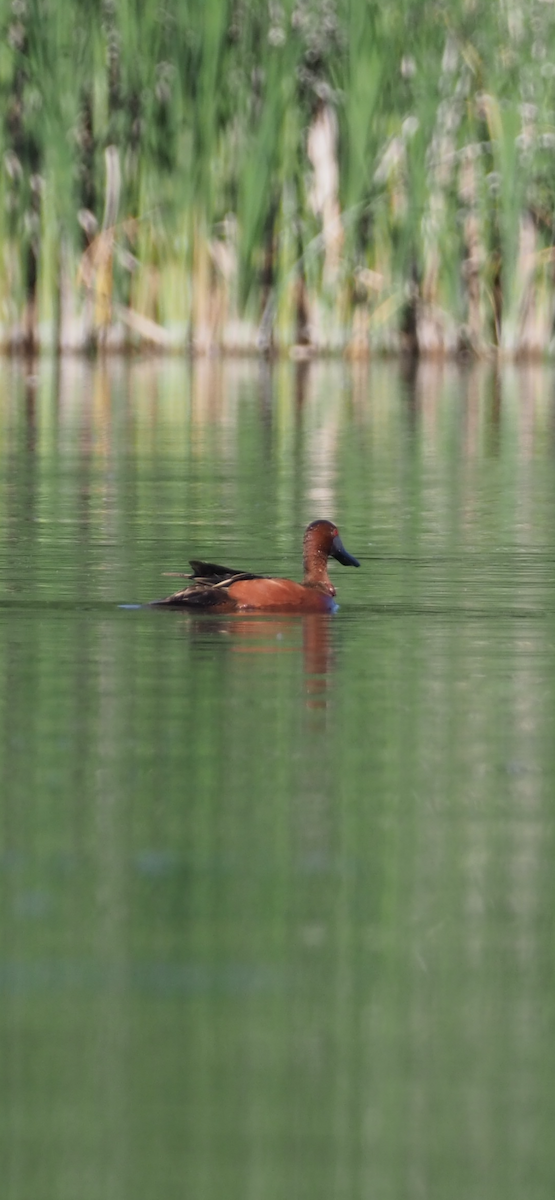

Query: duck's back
<box><xmin>226</xmin><ymin>577</ymin><xmax>335</xmax><ymax>612</ymax></box>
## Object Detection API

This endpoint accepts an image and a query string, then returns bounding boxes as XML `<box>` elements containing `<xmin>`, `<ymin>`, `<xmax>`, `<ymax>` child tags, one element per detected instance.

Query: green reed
<box><xmin>1</xmin><ymin>0</ymin><xmax>555</xmax><ymax>355</ymax></box>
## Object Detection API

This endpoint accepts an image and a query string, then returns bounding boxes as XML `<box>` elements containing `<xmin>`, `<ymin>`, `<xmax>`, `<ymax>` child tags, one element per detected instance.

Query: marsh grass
<box><xmin>2</xmin><ymin>0</ymin><xmax>555</xmax><ymax>356</ymax></box>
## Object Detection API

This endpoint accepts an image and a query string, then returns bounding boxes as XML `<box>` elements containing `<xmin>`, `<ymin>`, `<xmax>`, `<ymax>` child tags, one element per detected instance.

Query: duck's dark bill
<box><xmin>331</xmin><ymin>535</ymin><xmax>360</xmax><ymax>568</ymax></box>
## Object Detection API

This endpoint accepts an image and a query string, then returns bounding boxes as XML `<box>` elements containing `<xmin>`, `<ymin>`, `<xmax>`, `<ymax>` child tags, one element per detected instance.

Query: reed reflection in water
<box><xmin>0</xmin><ymin>358</ymin><xmax>555</xmax><ymax>1200</ymax></box>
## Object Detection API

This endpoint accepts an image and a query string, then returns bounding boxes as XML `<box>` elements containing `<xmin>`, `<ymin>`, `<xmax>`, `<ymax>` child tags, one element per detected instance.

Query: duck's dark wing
<box><xmin>152</xmin><ymin>582</ymin><xmax>234</xmax><ymax>608</ymax></box>
<box><xmin>151</xmin><ymin>564</ymin><xmax>262</xmax><ymax>607</ymax></box>
<box><xmin>189</xmin><ymin>560</ymin><xmax>260</xmax><ymax>584</ymax></box>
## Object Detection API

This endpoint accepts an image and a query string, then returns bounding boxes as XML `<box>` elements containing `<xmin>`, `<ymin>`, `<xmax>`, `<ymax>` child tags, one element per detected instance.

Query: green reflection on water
<box><xmin>1</xmin><ymin>360</ymin><xmax>555</xmax><ymax>1199</ymax></box>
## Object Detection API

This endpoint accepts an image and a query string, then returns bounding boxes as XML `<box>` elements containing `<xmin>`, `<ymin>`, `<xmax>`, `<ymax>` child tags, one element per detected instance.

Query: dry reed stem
<box><xmin>307</xmin><ymin>104</ymin><xmax>344</xmax><ymax>286</ymax></box>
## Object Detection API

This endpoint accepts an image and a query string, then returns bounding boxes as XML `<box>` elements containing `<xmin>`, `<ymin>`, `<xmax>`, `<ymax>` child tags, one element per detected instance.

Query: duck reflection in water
<box><xmin>187</xmin><ymin>613</ymin><xmax>335</xmax><ymax>712</ymax></box>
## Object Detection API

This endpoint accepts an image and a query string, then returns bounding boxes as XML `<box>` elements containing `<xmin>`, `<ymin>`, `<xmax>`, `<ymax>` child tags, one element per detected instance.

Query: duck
<box><xmin>151</xmin><ymin>519</ymin><xmax>360</xmax><ymax>612</ymax></box>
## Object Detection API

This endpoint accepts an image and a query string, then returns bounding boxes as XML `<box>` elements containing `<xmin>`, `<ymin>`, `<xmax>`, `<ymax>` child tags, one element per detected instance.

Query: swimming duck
<box><xmin>151</xmin><ymin>519</ymin><xmax>359</xmax><ymax>612</ymax></box>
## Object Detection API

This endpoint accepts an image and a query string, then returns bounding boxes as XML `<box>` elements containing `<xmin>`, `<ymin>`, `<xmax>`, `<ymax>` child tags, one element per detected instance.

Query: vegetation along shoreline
<box><xmin>2</xmin><ymin>1</ymin><xmax>555</xmax><ymax>359</ymax></box>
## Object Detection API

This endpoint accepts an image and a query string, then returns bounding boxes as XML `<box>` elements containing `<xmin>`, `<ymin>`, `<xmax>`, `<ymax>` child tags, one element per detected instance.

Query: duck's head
<box><xmin>303</xmin><ymin>520</ymin><xmax>360</xmax><ymax>587</ymax></box>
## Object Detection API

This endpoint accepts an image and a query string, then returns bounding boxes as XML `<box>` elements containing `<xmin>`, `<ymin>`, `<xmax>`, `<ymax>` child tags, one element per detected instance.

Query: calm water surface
<box><xmin>1</xmin><ymin>359</ymin><xmax>555</xmax><ymax>1200</ymax></box>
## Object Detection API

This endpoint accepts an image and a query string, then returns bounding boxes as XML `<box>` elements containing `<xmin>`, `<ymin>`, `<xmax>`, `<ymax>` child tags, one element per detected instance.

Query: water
<box><xmin>1</xmin><ymin>358</ymin><xmax>555</xmax><ymax>1199</ymax></box>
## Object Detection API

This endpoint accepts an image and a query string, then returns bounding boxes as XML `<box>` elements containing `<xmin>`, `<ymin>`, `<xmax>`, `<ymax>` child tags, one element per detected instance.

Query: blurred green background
<box><xmin>2</xmin><ymin>0</ymin><xmax>555</xmax><ymax>353</ymax></box>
